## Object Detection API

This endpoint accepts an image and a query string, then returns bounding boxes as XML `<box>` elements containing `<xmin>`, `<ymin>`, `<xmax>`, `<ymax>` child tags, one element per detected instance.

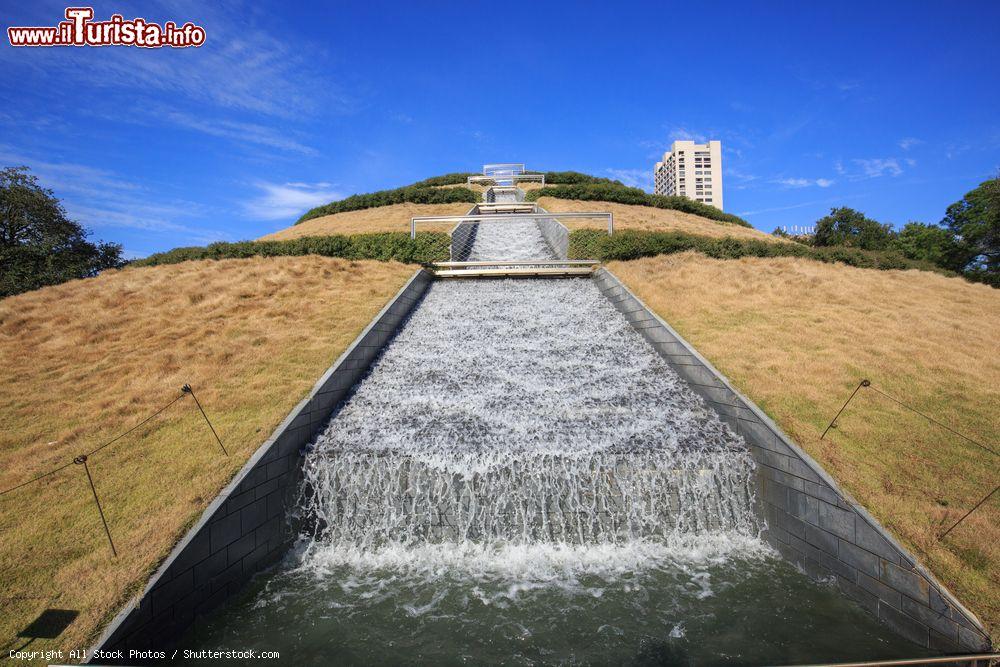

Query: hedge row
<box><xmin>296</xmin><ymin>185</ymin><xmax>477</xmax><ymax>224</ymax></box>
<box><xmin>412</xmin><ymin>172</ymin><xmax>479</xmax><ymax>187</ymax></box>
<box><xmin>569</xmin><ymin>229</ymin><xmax>953</xmax><ymax>275</ymax></box>
<box><xmin>530</xmin><ymin>171</ymin><xmax>621</xmax><ymax>185</ymax></box>
<box><xmin>132</xmin><ymin>232</ymin><xmax>450</xmax><ymax>267</ymax></box>
<box><xmin>527</xmin><ymin>183</ymin><xmax>751</xmax><ymax>227</ymax></box>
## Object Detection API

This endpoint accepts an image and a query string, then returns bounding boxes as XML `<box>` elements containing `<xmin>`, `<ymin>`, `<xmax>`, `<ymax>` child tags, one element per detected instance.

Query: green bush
<box><xmin>132</xmin><ymin>232</ymin><xmax>450</xmax><ymax>267</ymax></box>
<box><xmin>296</xmin><ymin>184</ymin><xmax>478</xmax><ymax>224</ymax></box>
<box><xmin>534</xmin><ymin>171</ymin><xmax>621</xmax><ymax>186</ymax></box>
<box><xmin>569</xmin><ymin>229</ymin><xmax>953</xmax><ymax>276</ymax></box>
<box><xmin>527</xmin><ymin>183</ymin><xmax>752</xmax><ymax>228</ymax></box>
<box><xmin>411</xmin><ymin>172</ymin><xmax>479</xmax><ymax>187</ymax></box>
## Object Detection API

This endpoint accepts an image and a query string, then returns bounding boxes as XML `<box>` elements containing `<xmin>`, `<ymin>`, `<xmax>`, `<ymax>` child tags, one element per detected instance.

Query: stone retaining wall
<box><xmin>592</xmin><ymin>267</ymin><xmax>991</xmax><ymax>653</ymax></box>
<box><xmin>91</xmin><ymin>268</ymin><xmax>434</xmax><ymax>657</ymax></box>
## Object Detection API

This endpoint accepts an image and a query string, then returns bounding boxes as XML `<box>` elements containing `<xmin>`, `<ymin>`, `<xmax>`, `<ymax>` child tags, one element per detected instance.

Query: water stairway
<box><xmin>168</xmin><ymin>163</ymin><xmax>956</xmax><ymax>664</ymax></box>
<box><xmin>301</xmin><ymin>209</ymin><xmax>763</xmax><ymax>549</ymax></box>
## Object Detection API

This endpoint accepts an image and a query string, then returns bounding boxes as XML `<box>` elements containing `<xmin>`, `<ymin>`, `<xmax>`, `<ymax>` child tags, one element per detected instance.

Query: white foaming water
<box><xmin>465</xmin><ymin>218</ymin><xmax>555</xmax><ymax>261</ymax></box>
<box><xmin>297</xmin><ymin>278</ymin><xmax>767</xmax><ymax>577</ymax></box>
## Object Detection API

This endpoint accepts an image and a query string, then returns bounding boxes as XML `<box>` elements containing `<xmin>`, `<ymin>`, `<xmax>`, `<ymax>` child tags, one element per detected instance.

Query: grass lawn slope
<box><xmin>0</xmin><ymin>256</ymin><xmax>416</xmax><ymax>656</ymax></box>
<box><xmin>537</xmin><ymin>197</ymin><xmax>782</xmax><ymax>242</ymax></box>
<box><xmin>612</xmin><ymin>252</ymin><xmax>999</xmax><ymax>638</ymax></box>
<box><xmin>262</xmin><ymin>202</ymin><xmax>473</xmax><ymax>240</ymax></box>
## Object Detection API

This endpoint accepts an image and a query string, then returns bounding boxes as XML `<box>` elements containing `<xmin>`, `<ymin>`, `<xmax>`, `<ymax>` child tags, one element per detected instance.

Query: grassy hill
<box><xmin>261</xmin><ymin>202</ymin><xmax>473</xmax><ymax>240</ymax></box>
<box><xmin>1</xmin><ymin>172</ymin><xmax>995</xmax><ymax>655</ymax></box>
<box><xmin>536</xmin><ymin>197</ymin><xmax>781</xmax><ymax>242</ymax></box>
<box><xmin>0</xmin><ymin>257</ymin><xmax>417</xmax><ymax>655</ymax></box>
<box><xmin>612</xmin><ymin>252</ymin><xmax>999</xmax><ymax>638</ymax></box>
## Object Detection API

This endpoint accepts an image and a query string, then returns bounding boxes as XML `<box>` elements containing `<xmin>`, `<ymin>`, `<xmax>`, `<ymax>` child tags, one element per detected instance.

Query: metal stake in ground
<box><xmin>821</xmin><ymin>379</ymin><xmax>870</xmax><ymax>439</ymax></box>
<box><xmin>939</xmin><ymin>484</ymin><xmax>999</xmax><ymax>541</ymax></box>
<box><xmin>182</xmin><ymin>384</ymin><xmax>228</xmax><ymax>456</ymax></box>
<box><xmin>73</xmin><ymin>455</ymin><xmax>117</xmax><ymax>558</ymax></box>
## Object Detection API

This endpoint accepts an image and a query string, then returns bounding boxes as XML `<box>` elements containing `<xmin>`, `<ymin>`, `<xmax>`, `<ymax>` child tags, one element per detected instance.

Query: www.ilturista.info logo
<box><xmin>7</xmin><ymin>7</ymin><xmax>206</xmax><ymax>48</ymax></box>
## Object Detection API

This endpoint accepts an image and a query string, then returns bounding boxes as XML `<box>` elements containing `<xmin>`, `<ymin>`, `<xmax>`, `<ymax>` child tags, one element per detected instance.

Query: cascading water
<box><xmin>465</xmin><ymin>219</ymin><xmax>555</xmax><ymax>261</ymax></box>
<box><xmin>300</xmin><ymin>279</ymin><xmax>760</xmax><ymax>556</ymax></box>
<box><xmin>176</xmin><ymin>222</ymin><xmax>930</xmax><ymax>665</ymax></box>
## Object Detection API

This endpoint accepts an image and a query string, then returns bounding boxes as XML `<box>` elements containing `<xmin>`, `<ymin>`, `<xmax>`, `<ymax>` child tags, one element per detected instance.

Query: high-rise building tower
<box><xmin>653</xmin><ymin>140</ymin><xmax>723</xmax><ymax>210</ymax></box>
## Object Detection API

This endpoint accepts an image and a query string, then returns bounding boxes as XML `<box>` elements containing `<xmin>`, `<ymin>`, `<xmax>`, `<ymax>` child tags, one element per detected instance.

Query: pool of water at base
<box><xmin>172</xmin><ymin>540</ymin><xmax>929</xmax><ymax>666</ymax></box>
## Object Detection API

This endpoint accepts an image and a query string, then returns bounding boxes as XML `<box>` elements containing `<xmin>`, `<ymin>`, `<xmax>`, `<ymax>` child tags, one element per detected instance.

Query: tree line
<box><xmin>775</xmin><ymin>176</ymin><xmax>999</xmax><ymax>287</ymax></box>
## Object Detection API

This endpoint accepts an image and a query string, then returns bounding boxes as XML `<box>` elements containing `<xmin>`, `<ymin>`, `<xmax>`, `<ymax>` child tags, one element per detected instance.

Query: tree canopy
<box><xmin>940</xmin><ymin>176</ymin><xmax>1000</xmax><ymax>278</ymax></box>
<box><xmin>804</xmin><ymin>177</ymin><xmax>999</xmax><ymax>287</ymax></box>
<box><xmin>813</xmin><ymin>207</ymin><xmax>895</xmax><ymax>251</ymax></box>
<box><xmin>1</xmin><ymin>166</ymin><xmax>124</xmax><ymax>297</ymax></box>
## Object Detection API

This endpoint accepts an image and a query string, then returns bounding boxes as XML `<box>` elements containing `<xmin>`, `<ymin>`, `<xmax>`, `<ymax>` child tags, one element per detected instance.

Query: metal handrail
<box><xmin>482</xmin><ymin>162</ymin><xmax>525</xmax><ymax>174</ymax></box>
<box><xmin>432</xmin><ymin>260</ymin><xmax>599</xmax><ymax>267</ymax></box>
<box><xmin>784</xmin><ymin>653</ymin><xmax>999</xmax><ymax>667</ymax></box>
<box><xmin>467</xmin><ymin>174</ymin><xmax>546</xmax><ymax>185</ymax></box>
<box><xmin>411</xmin><ymin>211</ymin><xmax>614</xmax><ymax>238</ymax></box>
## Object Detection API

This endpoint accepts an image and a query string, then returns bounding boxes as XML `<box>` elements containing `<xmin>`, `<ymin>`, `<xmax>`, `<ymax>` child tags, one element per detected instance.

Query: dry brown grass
<box><xmin>610</xmin><ymin>252</ymin><xmax>1000</xmax><ymax>638</ymax></box>
<box><xmin>0</xmin><ymin>257</ymin><xmax>416</xmax><ymax>657</ymax></box>
<box><xmin>536</xmin><ymin>197</ymin><xmax>781</xmax><ymax>243</ymax></box>
<box><xmin>260</xmin><ymin>202</ymin><xmax>474</xmax><ymax>241</ymax></box>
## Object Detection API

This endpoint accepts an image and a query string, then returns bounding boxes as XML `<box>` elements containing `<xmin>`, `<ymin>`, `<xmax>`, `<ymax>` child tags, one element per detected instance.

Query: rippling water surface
<box><xmin>178</xmin><ymin>273</ymin><xmax>927</xmax><ymax>664</ymax></box>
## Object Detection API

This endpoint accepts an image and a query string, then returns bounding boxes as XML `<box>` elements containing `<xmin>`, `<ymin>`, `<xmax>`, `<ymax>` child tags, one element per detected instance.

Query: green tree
<box><xmin>813</xmin><ymin>207</ymin><xmax>895</xmax><ymax>251</ymax></box>
<box><xmin>940</xmin><ymin>176</ymin><xmax>1000</xmax><ymax>279</ymax></box>
<box><xmin>891</xmin><ymin>221</ymin><xmax>959</xmax><ymax>267</ymax></box>
<box><xmin>1</xmin><ymin>166</ymin><xmax>124</xmax><ymax>298</ymax></box>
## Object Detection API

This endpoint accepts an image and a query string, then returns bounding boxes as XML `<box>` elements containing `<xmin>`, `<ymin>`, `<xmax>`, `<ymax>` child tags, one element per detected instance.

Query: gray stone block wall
<box><xmin>592</xmin><ymin>267</ymin><xmax>991</xmax><ymax>653</ymax></box>
<box><xmin>533</xmin><ymin>205</ymin><xmax>569</xmax><ymax>259</ymax></box>
<box><xmin>91</xmin><ymin>268</ymin><xmax>434</xmax><ymax>658</ymax></box>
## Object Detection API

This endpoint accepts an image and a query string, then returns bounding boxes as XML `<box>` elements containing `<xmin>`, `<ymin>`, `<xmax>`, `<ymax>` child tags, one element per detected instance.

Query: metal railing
<box><xmin>431</xmin><ymin>259</ymin><xmax>600</xmax><ymax>278</ymax></box>
<box><xmin>784</xmin><ymin>653</ymin><xmax>999</xmax><ymax>667</ymax></box>
<box><xmin>482</xmin><ymin>162</ymin><xmax>525</xmax><ymax>174</ymax></box>
<box><xmin>467</xmin><ymin>173</ymin><xmax>546</xmax><ymax>186</ymax></box>
<box><xmin>410</xmin><ymin>211</ymin><xmax>613</xmax><ymax>239</ymax></box>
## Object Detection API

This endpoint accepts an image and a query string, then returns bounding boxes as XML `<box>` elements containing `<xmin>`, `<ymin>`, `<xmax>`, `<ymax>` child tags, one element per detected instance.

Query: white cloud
<box><xmin>898</xmin><ymin>137</ymin><xmax>923</xmax><ymax>150</ymax></box>
<box><xmin>668</xmin><ymin>127</ymin><xmax>709</xmax><ymax>143</ymax></box>
<box><xmin>853</xmin><ymin>158</ymin><xmax>903</xmax><ymax>178</ymax></box>
<box><xmin>245</xmin><ymin>182</ymin><xmax>343</xmax><ymax>221</ymax></box>
<box><xmin>605</xmin><ymin>168</ymin><xmax>651</xmax><ymax>191</ymax></box>
<box><xmin>0</xmin><ymin>147</ymin><xmax>223</xmax><ymax>238</ymax></box>
<box><xmin>726</xmin><ymin>169</ymin><xmax>758</xmax><ymax>182</ymax></box>
<box><xmin>159</xmin><ymin>111</ymin><xmax>317</xmax><ymax>155</ymax></box>
<box><xmin>774</xmin><ymin>177</ymin><xmax>835</xmax><ymax>188</ymax></box>
<box><xmin>0</xmin><ymin>4</ymin><xmax>350</xmax><ymax>120</ymax></box>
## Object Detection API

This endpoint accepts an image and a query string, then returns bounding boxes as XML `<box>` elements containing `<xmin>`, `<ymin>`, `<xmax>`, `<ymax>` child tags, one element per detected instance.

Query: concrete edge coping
<box><xmin>90</xmin><ymin>266</ymin><xmax>432</xmax><ymax>654</ymax></box>
<box><xmin>532</xmin><ymin>204</ymin><xmax>570</xmax><ymax>260</ymax></box>
<box><xmin>593</xmin><ymin>266</ymin><xmax>989</xmax><ymax>637</ymax></box>
<box><xmin>533</xmin><ymin>204</ymin><xmax>571</xmax><ymax>233</ymax></box>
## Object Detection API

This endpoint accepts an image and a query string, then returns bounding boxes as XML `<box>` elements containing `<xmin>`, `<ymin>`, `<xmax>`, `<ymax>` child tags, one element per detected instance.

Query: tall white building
<box><xmin>653</xmin><ymin>140</ymin><xmax>723</xmax><ymax>210</ymax></box>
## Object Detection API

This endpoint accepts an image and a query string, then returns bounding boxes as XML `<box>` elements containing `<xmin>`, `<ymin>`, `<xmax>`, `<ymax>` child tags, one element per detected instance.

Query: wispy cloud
<box><xmin>668</xmin><ymin>127</ymin><xmax>709</xmax><ymax>143</ymax></box>
<box><xmin>0</xmin><ymin>3</ymin><xmax>352</xmax><ymax>120</ymax></box>
<box><xmin>739</xmin><ymin>193</ymin><xmax>862</xmax><ymax>217</ymax></box>
<box><xmin>0</xmin><ymin>146</ymin><xmax>223</xmax><ymax>239</ymax></box>
<box><xmin>245</xmin><ymin>181</ymin><xmax>343</xmax><ymax>221</ymax></box>
<box><xmin>605</xmin><ymin>168</ymin><xmax>651</xmax><ymax>191</ymax></box>
<box><xmin>853</xmin><ymin>158</ymin><xmax>903</xmax><ymax>178</ymax></box>
<box><xmin>898</xmin><ymin>137</ymin><xmax>923</xmax><ymax>150</ymax></box>
<box><xmin>159</xmin><ymin>111</ymin><xmax>317</xmax><ymax>155</ymax></box>
<box><xmin>774</xmin><ymin>177</ymin><xmax>835</xmax><ymax>188</ymax></box>
<box><xmin>833</xmin><ymin>157</ymin><xmax>907</xmax><ymax>180</ymax></box>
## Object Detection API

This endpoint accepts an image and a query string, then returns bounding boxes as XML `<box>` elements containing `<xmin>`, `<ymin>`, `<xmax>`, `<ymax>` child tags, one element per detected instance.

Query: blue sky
<box><xmin>2</xmin><ymin>0</ymin><xmax>998</xmax><ymax>258</ymax></box>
